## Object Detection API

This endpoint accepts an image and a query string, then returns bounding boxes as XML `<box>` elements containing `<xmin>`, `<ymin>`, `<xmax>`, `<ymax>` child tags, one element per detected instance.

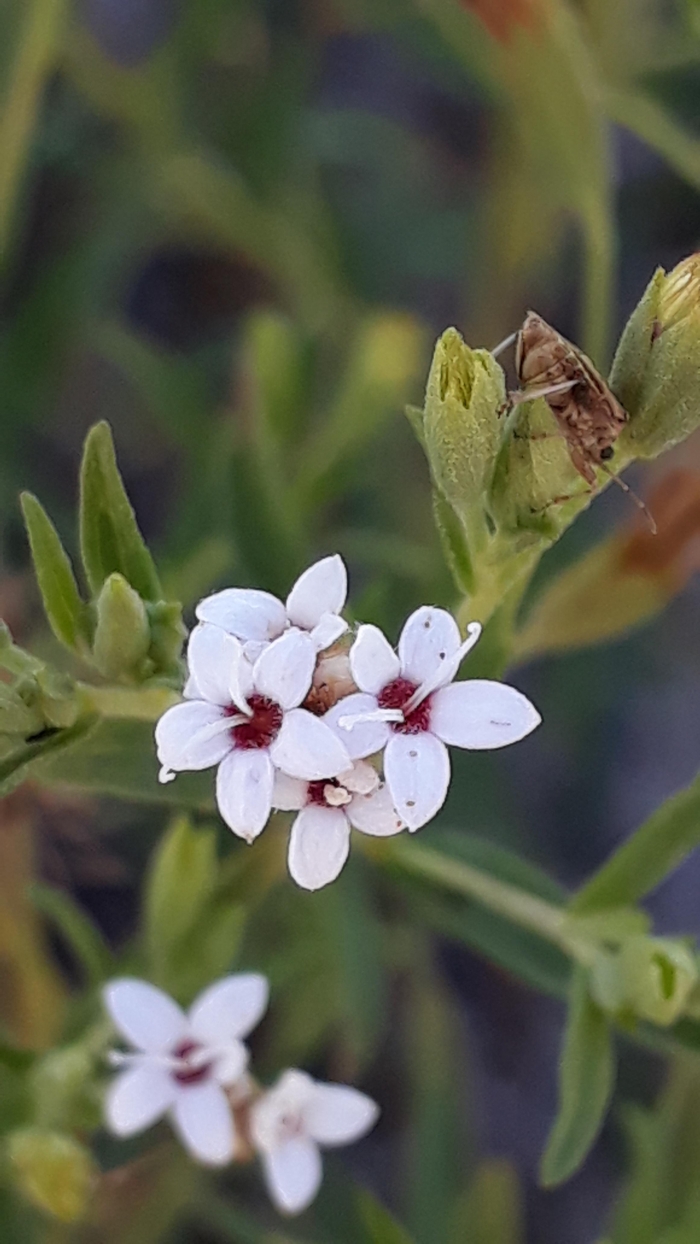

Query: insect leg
<box><xmin>599</xmin><ymin>465</ymin><xmax>657</xmax><ymax>534</ymax></box>
<box><xmin>508</xmin><ymin>378</ymin><xmax>577</xmax><ymax>407</ymax></box>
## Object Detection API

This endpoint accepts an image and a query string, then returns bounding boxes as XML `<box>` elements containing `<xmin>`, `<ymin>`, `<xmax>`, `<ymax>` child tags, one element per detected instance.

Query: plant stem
<box><xmin>384</xmin><ymin>839</ymin><xmax>595</xmax><ymax>965</ymax></box>
<box><xmin>77</xmin><ymin>684</ymin><xmax>179</xmax><ymax>721</ymax></box>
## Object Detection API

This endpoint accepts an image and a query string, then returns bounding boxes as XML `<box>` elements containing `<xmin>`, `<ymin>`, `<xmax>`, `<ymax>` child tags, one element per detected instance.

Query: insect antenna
<box><xmin>599</xmin><ymin>464</ymin><xmax>657</xmax><ymax>534</ymax></box>
<box><xmin>491</xmin><ymin>330</ymin><xmax>517</xmax><ymax>360</ymax></box>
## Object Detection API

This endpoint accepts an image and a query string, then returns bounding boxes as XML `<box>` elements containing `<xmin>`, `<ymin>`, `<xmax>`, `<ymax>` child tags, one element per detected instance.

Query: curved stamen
<box><xmin>337</xmin><ymin>708</ymin><xmax>403</xmax><ymax>730</ymax></box>
<box><xmin>402</xmin><ymin>621</ymin><xmax>482</xmax><ymax>715</ymax></box>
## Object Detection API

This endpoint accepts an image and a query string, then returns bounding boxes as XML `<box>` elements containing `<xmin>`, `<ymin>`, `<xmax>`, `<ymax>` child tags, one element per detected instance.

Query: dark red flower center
<box><xmin>171</xmin><ymin>1039</ymin><xmax>212</xmax><ymax>1086</ymax></box>
<box><xmin>378</xmin><ymin>676</ymin><xmax>431</xmax><ymax>735</ymax></box>
<box><xmin>228</xmin><ymin>694</ymin><xmax>283</xmax><ymax>749</ymax></box>
<box><xmin>308</xmin><ymin>778</ymin><xmax>339</xmax><ymax>807</ymax></box>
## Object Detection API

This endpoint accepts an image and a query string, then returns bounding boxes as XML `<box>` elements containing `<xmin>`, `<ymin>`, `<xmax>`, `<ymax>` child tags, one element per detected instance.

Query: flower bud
<box><xmin>590</xmin><ymin>936</ymin><xmax>698</xmax><ymax>1027</ymax></box>
<box><xmin>422</xmin><ymin>328</ymin><xmax>505</xmax><ymax>540</ymax></box>
<box><xmin>146</xmin><ymin>599</ymin><xmax>187</xmax><ymax>680</ymax></box>
<box><xmin>31</xmin><ymin>1045</ymin><xmax>102</xmax><ymax>1131</ymax></box>
<box><xmin>8</xmin><ymin>1128</ymin><xmax>95</xmax><ymax>1223</ymax></box>
<box><xmin>92</xmin><ymin>573</ymin><xmax>150</xmax><ymax>681</ymax></box>
<box><xmin>611</xmin><ymin>254</ymin><xmax>700</xmax><ymax>461</ymax></box>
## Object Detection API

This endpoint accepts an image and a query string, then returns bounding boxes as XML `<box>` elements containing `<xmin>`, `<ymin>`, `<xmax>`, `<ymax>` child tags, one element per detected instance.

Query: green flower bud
<box><xmin>611</xmin><ymin>254</ymin><xmax>700</xmax><ymax>461</ymax></box>
<box><xmin>34</xmin><ymin>667</ymin><xmax>79</xmax><ymax>730</ymax></box>
<box><xmin>8</xmin><ymin>1128</ymin><xmax>95</xmax><ymax>1223</ymax></box>
<box><xmin>590</xmin><ymin>936</ymin><xmax>698</xmax><ymax>1027</ymax></box>
<box><xmin>31</xmin><ymin>1045</ymin><xmax>102</xmax><ymax>1132</ymax></box>
<box><xmin>146</xmin><ymin>599</ymin><xmax>187</xmax><ymax>679</ymax></box>
<box><xmin>488</xmin><ymin>396</ymin><xmax>583</xmax><ymax>541</ymax></box>
<box><xmin>92</xmin><ymin>573</ymin><xmax>150</xmax><ymax>681</ymax></box>
<box><xmin>422</xmin><ymin>329</ymin><xmax>505</xmax><ymax>541</ymax></box>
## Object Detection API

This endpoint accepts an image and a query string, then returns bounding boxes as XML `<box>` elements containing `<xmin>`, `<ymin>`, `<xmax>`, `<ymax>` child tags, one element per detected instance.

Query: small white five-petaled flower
<box><xmin>342</xmin><ymin>606</ymin><xmax>541</xmax><ymax>829</ymax></box>
<box><xmin>155</xmin><ymin>624</ymin><xmax>351</xmax><ymax>841</ymax></box>
<box><xmin>273</xmin><ymin>760</ymin><xmax>405</xmax><ymax>890</ymax></box>
<box><xmin>250</xmin><ymin>1069</ymin><xmax>379</xmax><ymax>1215</ymax></box>
<box><xmin>103</xmin><ymin>975</ymin><xmax>268</xmax><ymax>1166</ymax></box>
<box><xmin>196</xmin><ymin>554</ymin><xmax>348</xmax><ymax>662</ymax></box>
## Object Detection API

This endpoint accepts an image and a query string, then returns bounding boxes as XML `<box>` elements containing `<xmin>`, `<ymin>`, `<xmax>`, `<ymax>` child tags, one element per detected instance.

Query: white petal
<box><xmin>304</xmin><ymin>1083</ymin><xmax>379</xmax><ymax>1146</ymax></box>
<box><xmin>251</xmin><ymin>1070</ymin><xmax>314</xmax><ymax>1150</ymax></box>
<box><xmin>187</xmin><ymin>624</ymin><xmax>241</xmax><ymax>707</ymax></box>
<box><xmin>155</xmin><ymin>701</ymin><xmax>231</xmax><ymax>773</ymax></box>
<box><xmin>103</xmin><ymin>979</ymin><xmax>187</xmax><ymax>1052</ymax></box>
<box><xmin>262</xmin><ymin>1139</ymin><xmax>323</xmax><ymax>1215</ymax></box>
<box><xmin>189</xmin><ymin>974</ymin><xmax>269</xmax><ymax>1043</ymax></box>
<box><xmin>105</xmin><ymin>1063</ymin><xmax>175</xmax><ymax>1136</ymax></box>
<box><xmin>384</xmin><ymin>732</ymin><xmax>450</xmax><ymax>831</ymax></box>
<box><xmin>310</xmin><ymin>613</ymin><xmax>348</xmax><ymax>652</ymax></box>
<box><xmin>253</xmin><ymin>630</ymin><xmax>315</xmax><ymax>710</ymax></box>
<box><xmin>272</xmin><ymin>770</ymin><xmax>308</xmax><ymax>811</ymax></box>
<box><xmin>211</xmin><ymin>1042</ymin><xmax>250</xmax><ymax>1086</ymax></box>
<box><xmin>183</xmin><ymin>669</ymin><xmax>201</xmax><ymax>699</ymax></box>
<box><xmin>323</xmin><ymin>692</ymin><xmax>391</xmax><ymax>760</ymax></box>
<box><xmin>196</xmin><ymin>588</ymin><xmax>286</xmax><ymax>643</ymax></box>
<box><xmin>347</xmin><ymin>784</ymin><xmax>405</xmax><ymax>837</ymax></box>
<box><xmin>397</xmin><ymin>606</ymin><xmax>461</xmax><ymax>687</ymax></box>
<box><xmin>286</xmin><ymin>555</ymin><xmax>347</xmax><ymax>630</ymax></box>
<box><xmin>216</xmin><ymin>749</ymin><xmax>274</xmax><ymax>842</ymax></box>
<box><xmin>341</xmin><ymin>760</ymin><xmax>379</xmax><ymax>795</ymax></box>
<box><xmin>171</xmin><ymin>1082</ymin><xmax>235</xmax><ymax>1166</ymax></box>
<box><xmin>288</xmin><ymin>807</ymin><xmax>350</xmax><ymax>891</ymax></box>
<box><xmin>349</xmin><ymin>625</ymin><xmax>400</xmax><ymax>695</ymax></box>
<box><xmin>430</xmin><ymin>680</ymin><xmax>541</xmax><ymax>749</ymax></box>
<box><xmin>270</xmin><ymin>709</ymin><xmax>351</xmax><ymax>781</ymax></box>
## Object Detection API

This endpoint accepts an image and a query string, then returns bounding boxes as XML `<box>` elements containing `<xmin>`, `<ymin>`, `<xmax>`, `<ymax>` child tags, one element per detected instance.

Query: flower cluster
<box><xmin>103</xmin><ymin>975</ymin><xmax>378</xmax><ymax>1215</ymax></box>
<box><xmin>155</xmin><ymin>556</ymin><xmax>541</xmax><ymax>889</ymax></box>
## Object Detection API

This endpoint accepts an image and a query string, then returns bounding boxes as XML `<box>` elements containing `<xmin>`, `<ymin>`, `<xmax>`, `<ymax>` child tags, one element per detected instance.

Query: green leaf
<box><xmin>30</xmin><ymin>883</ymin><xmax>112</xmax><ymax>986</ymax></box>
<box><xmin>145</xmin><ymin>816</ymin><xmax>217</xmax><ymax>983</ymax></box>
<box><xmin>357</xmin><ymin>1189</ymin><xmax>416</xmax><ymax>1244</ymax></box>
<box><xmin>33</xmin><ymin>717</ymin><xmax>214</xmax><ymax>808</ymax></box>
<box><xmin>0</xmin><ymin>716</ymin><xmax>97</xmax><ymax>797</ymax></box>
<box><xmin>452</xmin><ymin>1160</ymin><xmax>523</xmax><ymax>1244</ymax></box>
<box><xmin>79</xmin><ymin>421</ymin><xmax>161</xmax><ymax>601</ymax></box>
<box><xmin>432</xmin><ymin>491</ymin><xmax>475</xmax><ymax>596</ymax></box>
<box><xmin>20</xmin><ymin>492</ymin><xmax>88</xmax><ymax>652</ymax></box>
<box><xmin>571</xmin><ymin>772</ymin><xmax>700</xmax><ymax>914</ymax></box>
<box><xmin>539</xmin><ymin>967</ymin><xmax>616</xmax><ymax>1188</ymax></box>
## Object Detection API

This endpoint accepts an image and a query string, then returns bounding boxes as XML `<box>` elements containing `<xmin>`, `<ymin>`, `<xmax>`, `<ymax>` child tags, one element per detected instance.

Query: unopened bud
<box><xmin>611</xmin><ymin>254</ymin><xmax>700</xmax><ymax>461</ymax></box>
<box><xmin>92</xmin><ymin>573</ymin><xmax>150</xmax><ymax>681</ymax></box>
<box><xmin>8</xmin><ymin>1128</ymin><xmax>95</xmax><ymax>1223</ymax></box>
<box><xmin>31</xmin><ymin>1045</ymin><xmax>101</xmax><ymax>1131</ymax></box>
<box><xmin>422</xmin><ymin>328</ymin><xmax>505</xmax><ymax>540</ymax></box>
<box><xmin>146</xmin><ymin>599</ymin><xmax>187</xmax><ymax>679</ymax></box>
<box><xmin>590</xmin><ymin>936</ymin><xmax>698</xmax><ymax>1027</ymax></box>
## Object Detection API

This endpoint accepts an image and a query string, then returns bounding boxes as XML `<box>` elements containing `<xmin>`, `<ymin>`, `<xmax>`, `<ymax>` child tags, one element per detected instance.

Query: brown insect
<box><xmin>494</xmin><ymin>311</ymin><xmax>655</xmax><ymax>531</ymax></box>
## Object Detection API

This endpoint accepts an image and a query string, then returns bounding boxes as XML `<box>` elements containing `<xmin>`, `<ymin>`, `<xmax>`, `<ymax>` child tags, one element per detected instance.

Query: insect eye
<box><xmin>600</xmin><ymin>446</ymin><xmax>614</xmax><ymax>461</ymax></box>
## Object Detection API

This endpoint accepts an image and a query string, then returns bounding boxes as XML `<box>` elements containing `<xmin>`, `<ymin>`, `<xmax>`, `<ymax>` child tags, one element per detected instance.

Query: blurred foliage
<box><xmin>4</xmin><ymin>1</ymin><xmax>700</xmax><ymax>1243</ymax></box>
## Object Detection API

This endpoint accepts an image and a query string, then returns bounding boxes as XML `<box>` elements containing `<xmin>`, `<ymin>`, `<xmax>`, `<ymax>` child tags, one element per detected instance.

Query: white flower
<box><xmin>155</xmin><ymin>625</ymin><xmax>351</xmax><ymax>842</ymax></box>
<box><xmin>341</xmin><ymin>606</ymin><xmax>541</xmax><ymax>830</ymax></box>
<box><xmin>195</xmin><ymin>555</ymin><xmax>348</xmax><ymax>660</ymax></box>
<box><xmin>250</xmin><ymin>1069</ymin><xmax>379</xmax><ymax>1215</ymax></box>
<box><xmin>103</xmin><ymin>975</ymin><xmax>268</xmax><ymax>1167</ymax></box>
<box><xmin>273</xmin><ymin>760</ymin><xmax>405</xmax><ymax>891</ymax></box>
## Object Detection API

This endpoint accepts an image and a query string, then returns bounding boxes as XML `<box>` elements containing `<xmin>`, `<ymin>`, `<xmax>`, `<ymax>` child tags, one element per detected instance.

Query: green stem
<box><xmin>386</xmin><ymin>840</ymin><xmax>594</xmax><ymax>965</ymax></box>
<box><xmin>77</xmin><ymin>684</ymin><xmax>179</xmax><ymax>721</ymax></box>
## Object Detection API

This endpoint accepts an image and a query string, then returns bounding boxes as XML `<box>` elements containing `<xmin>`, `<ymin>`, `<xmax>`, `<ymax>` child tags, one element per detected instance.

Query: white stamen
<box><xmin>402</xmin><ymin>622</ymin><xmax>482</xmax><ymax>715</ymax></box>
<box><xmin>337</xmin><ymin>708</ymin><xmax>403</xmax><ymax>730</ymax></box>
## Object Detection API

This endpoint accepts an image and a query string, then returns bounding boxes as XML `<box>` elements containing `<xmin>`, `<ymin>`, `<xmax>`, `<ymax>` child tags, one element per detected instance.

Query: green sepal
<box><xmin>20</xmin><ymin>492</ymin><xmax>89</xmax><ymax>653</ymax></box>
<box><xmin>539</xmin><ymin>966</ymin><xmax>616</xmax><ymax>1187</ymax></box>
<box><xmin>79</xmin><ymin>421</ymin><xmax>161</xmax><ymax>601</ymax></box>
<box><xmin>92</xmin><ymin>572</ymin><xmax>151</xmax><ymax>681</ymax></box>
<box><xmin>7</xmin><ymin>1128</ymin><xmax>95</xmax><ymax>1224</ymax></box>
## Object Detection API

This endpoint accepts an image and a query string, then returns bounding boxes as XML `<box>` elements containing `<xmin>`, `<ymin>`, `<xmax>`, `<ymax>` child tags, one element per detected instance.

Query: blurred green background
<box><xmin>6</xmin><ymin>0</ymin><xmax>700</xmax><ymax>1241</ymax></box>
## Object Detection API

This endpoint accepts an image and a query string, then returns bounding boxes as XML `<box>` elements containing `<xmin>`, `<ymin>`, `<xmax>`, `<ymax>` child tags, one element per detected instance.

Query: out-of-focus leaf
<box><xmin>405</xmin><ymin>962</ymin><xmax>467</xmax><ymax>1244</ymax></box>
<box><xmin>20</xmin><ymin>492</ymin><xmax>89</xmax><ymax>652</ymax></box>
<box><xmin>321</xmin><ymin>859</ymin><xmax>387</xmax><ymax>1067</ymax></box>
<box><xmin>539</xmin><ymin>967</ymin><xmax>616</xmax><ymax>1187</ymax></box>
<box><xmin>30</xmin><ymin>883</ymin><xmax>112</xmax><ymax>986</ymax></box>
<box><xmin>144</xmin><ymin>816</ymin><xmax>218</xmax><ymax>990</ymax></box>
<box><xmin>451</xmin><ymin>1159</ymin><xmax>524</xmax><ymax>1244</ymax></box>
<box><xmin>167</xmin><ymin>896</ymin><xmax>246</xmax><ymax>1004</ymax></box>
<box><xmin>79</xmin><ymin>421</ymin><xmax>161</xmax><ymax>601</ymax></box>
<box><xmin>34</xmin><ymin>717</ymin><xmax>214</xmax><ymax>809</ymax></box>
<box><xmin>358</xmin><ymin>1188</ymin><xmax>416</xmax><ymax>1244</ymax></box>
<box><xmin>571</xmin><ymin>772</ymin><xmax>700</xmax><ymax>914</ymax></box>
<box><xmin>0</xmin><ymin>716</ymin><xmax>97</xmax><ymax>798</ymax></box>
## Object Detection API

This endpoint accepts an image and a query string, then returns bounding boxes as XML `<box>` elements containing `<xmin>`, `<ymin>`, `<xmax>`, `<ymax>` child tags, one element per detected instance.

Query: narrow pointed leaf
<box><xmin>539</xmin><ymin>967</ymin><xmax>616</xmax><ymax>1187</ymax></box>
<box><xmin>30</xmin><ymin>883</ymin><xmax>112</xmax><ymax>985</ymax></box>
<box><xmin>79</xmin><ymin>421</ymin><xmax>161</xmax><ymax>600</ymax></box>
<box><xmin>358</xmin><ymin>1189</ymin><xmax>416</xmax><ymax>1244</ymax></box>
<box><xmin>20</xmin><ymin>492</ymin><xmax>88</xmax><ymax>651</ymax></box>
<box><xmin>571</xmin><ymin>772</ymin><xmax>700</xmax><ymax>914</ymax></box>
